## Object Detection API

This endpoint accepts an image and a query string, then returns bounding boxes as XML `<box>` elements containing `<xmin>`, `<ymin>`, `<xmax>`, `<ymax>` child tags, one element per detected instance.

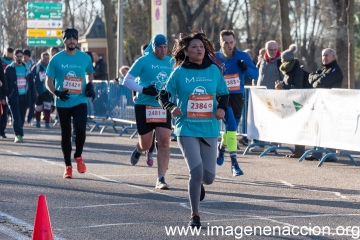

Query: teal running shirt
<box><xmin>46</xmin><ymin>49</ymin><xmax>93</xmax><ymax>108</ymax></box>
<box><xmin>165</xmin><ymin>64</ymin><xmax>229</xmax><ymax>138</ymax></box>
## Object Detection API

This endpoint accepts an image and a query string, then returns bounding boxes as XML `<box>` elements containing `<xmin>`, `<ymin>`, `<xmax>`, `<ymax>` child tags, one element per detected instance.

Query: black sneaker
<box><xmin>0</xmin><ymin>134</ymin><xmax>6</xmax><ymax>139</ymax></box>
<box><xmin>130</xmin><ymin>148</ymin><xmax>141</xmax><ymax>165</ymax></box>
<box><xmin>189</xmin><ymin>215</ymin><xmax>201</xmax><ymax>229</ymax></box>
<box><xmin>200</xmin><ymin>184</ymin><xmax>205</xmax><ymax>201</ymax></box>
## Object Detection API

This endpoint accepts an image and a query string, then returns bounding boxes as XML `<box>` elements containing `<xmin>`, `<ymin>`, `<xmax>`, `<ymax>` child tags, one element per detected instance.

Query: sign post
<box><xmin>151</xmin><ymin>0</ymin><xmax>167</xmax><ymax>37</ymax></box>
<box><xmin>26</xmin><ymin>1</ymin><xmax>64</xmax><ymax>47</ymax></box>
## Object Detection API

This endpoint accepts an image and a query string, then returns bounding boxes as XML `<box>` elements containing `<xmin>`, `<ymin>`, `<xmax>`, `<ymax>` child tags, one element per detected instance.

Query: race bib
<box><xmin>44</xmin><ymin>102</ymin><xmax>52</xmax><ymax>110</ymax></box>
<box><xmin>145</xmin><ymin>106</ymin><xmax>167</xmax><ymax>123</ymax></box>
<box><xmin>224</xmin><ymin>74</ymin><xmax>240</xmax><ymax>91</ymax></box>
<box><xmin>39</xmin><ymin>71</ymin><xmax>46</xmax><ymax>82</ymax></box>
<box><xmin>187</xmin><ymin>94</ymin><xmax>213</xmax><ymax>118</ymax></box>
<box><xmin>63</xmin><ymin>76</ymin><xmax>83</xmax><ymax>94</ymax></box>
<box><xmin>17</xmin><ymin>77</ymin><xmax>26</xmax><ymax>90</ymax></box>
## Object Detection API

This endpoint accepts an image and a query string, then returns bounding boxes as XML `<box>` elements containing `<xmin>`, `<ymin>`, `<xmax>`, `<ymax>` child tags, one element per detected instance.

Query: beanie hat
<box><xmin>151</xmin><ymin>34</ymin><xmax>168</xmax><ymax>51</ymax></box>
<box><xmin>281</xmin><ymin>44</ymin><xmax>297</xmax><ymax>61</ymax></box>
<box><xmin>23</xmin><ymin>49</ymin><xmax>31</xmax><ymax>57</ymax></box>
<box><xmin>62</xmin><ymin>28</ymin><xmax>78</xmax><ymax>42</ymax></box>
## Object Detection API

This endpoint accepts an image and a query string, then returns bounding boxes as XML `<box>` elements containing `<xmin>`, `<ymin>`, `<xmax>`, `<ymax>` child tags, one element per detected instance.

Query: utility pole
<box><xmin>116</xmin><ymin>0</ymin><xmax>123</xmax><ymax>78</ymax></box>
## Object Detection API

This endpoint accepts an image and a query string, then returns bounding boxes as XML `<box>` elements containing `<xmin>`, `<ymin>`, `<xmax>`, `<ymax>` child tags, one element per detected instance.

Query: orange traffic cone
<box><xmin>32</xmin><ymin>195</ymin><xmax>54</xmax><ymax>240</ymax></box>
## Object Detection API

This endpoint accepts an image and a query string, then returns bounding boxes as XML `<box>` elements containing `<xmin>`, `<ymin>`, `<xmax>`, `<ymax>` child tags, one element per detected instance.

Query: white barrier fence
<box><xmin>247</xmin><ymin>88</ymin><xmax>360</xmax><ymax>152</ymax></box>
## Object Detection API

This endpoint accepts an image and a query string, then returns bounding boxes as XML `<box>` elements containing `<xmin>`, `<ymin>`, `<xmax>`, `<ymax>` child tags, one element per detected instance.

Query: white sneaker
<box><xmin>155</xmin><ymin>177</ymin><xmax>169</xmax><ymax>190</ymax></box>
<box><xmin>250</xmin><ymin>145</ymin><xmax>264</xmax><ymax>152</ymax></box>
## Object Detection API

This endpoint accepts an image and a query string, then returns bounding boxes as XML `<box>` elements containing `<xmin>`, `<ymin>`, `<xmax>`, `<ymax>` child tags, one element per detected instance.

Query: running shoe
<box><xmin>45</xmin><ymin>123</ymin><xmax>50</xmax><ymax>129</ymax></box>
<box><xmin>145</xmin><ymin>151</ymin><xmax>153</xmax><ymax>167</ymax></box>
<box><xmin>217</xmin><ymin>143</ymin><xmax>225</xmax><ymax>166</ymax></box>
<box><xmin>63</xmin><ymin>166</ymin><xmax>72</xmax><ymax>178</ymax></box>
<box><xmin>14</xmin><ymin>135</ymin><xmax>23</xmax><ymax>143</ymax></box>
<box><xmin>231</xmin><ymin>162</ymin><xmax>244</xmax><ymax>176</ymax></box>
<box><xmin>75</xmin><ymin>156</ymin><xmax>86</xmax><ymax>173</ymax></box>
<box><xmin>200</xmin><ymin>184</ymin><xmax>205</xmax><ymax>201</ymax></box>
<box><xmin>188</xmin><ymin>215</ymin><xmax>201</xmax><ymax>229</ymax></box>
<box><xmin>0</xmin><ymin>134</ymin><xmax>6</xmax><ymax>139</ymax></box>
<box><xmin>155</xmin><ymin>177</ymin><xmax>169</xmax><ymax>190</ymax></box>
<box><xmin>130</xmin><ymin>148</ymin><xmax>141</xmax><ymax>166</ymax></box>
<box><xmin>36</xmin><ymin>121</ymin><xmax>41</xmax><ymax>128</ymax></box>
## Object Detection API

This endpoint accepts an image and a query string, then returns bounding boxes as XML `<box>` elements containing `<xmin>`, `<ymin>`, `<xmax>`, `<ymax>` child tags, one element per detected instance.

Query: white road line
<box><xmin>0</xmin><ymin>225</ymin><xmax>30</xmax><ymax>240</ymax></box>
<box><xmin>280</xmin><ymin>180</ymin><xmax>347</xmax><ymax>199</ymax></box>
<box><xmin>56</xmin><ymin>201</ymin><xmax>183</xmax><ymax>209</ymax></box>
<box><xmin>0</xmin><ymin>211</ymin><xmax>66</xmax><ymax>240</ymax></box>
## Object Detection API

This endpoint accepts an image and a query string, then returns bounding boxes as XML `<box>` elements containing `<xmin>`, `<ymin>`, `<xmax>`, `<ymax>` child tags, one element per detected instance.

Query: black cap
<box><xmin>23</xmin><ymin>49</ymin><xmax>31</xmax><ymax>57</ymax></box>
<box><xmin>62</xmin><ymin>28</ymin><xmax>78</xmax><ymax>41</ymax></box>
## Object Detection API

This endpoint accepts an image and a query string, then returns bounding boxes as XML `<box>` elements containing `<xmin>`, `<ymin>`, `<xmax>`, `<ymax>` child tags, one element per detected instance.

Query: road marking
<box><xmin>0</xmin><ymin>210</ymin><xmax>66</xmax><ymax>240</ymax></box>
<box><xmin>56</xmin><ymin>201</ymin><xmax>182</xmax><ymax>209</ymax></box>
<box><xmin>0</xmin><ymin>225</ymin><xmax>31</xmax><ymax>240</ymax></box>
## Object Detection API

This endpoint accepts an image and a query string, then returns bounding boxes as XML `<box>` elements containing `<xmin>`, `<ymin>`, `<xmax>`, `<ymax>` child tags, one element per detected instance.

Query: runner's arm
<box><xmin>123</xmin><ymin>73</ymin><xmax>143</xmax><ymax>92</ymax></box>
<box><xmin>46</xmin><ymin>76</ymin><xmax>56</xmax><ymax>94</ymax></box>
<box><xmin>87</xmin><ymin>73</ymin><xmax>93</xmax><ymax>84</ymax></box>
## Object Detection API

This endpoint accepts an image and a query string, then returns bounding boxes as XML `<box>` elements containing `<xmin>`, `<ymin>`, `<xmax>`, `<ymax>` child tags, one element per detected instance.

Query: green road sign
<box><xmin>27</xmin><ymin>38</ymin><xmax>63</xmax><ymax>47</ymax></box>
<box><xmin>28</xmin><ymin>11</ymin><xmax>62</xmax><ymax>20</ymax></box>
<box><xmin>27</xmin><ymin>2</ymin><xmax>62</xmax><ymax>11</ymax></box>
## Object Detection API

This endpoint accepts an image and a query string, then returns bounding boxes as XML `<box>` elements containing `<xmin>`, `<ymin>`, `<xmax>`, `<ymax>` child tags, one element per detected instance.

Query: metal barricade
<box><xmin>108</xmin><ymin>79</ymin><xmax>137</xmax><ymax>136</ymax></box>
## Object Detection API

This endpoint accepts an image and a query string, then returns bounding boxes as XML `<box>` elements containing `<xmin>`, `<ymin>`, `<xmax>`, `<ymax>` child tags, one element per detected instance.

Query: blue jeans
<box><xmin>8</xmin><ymin>95</ymin><xmax>27</xmax><ymax>136</ymax></box>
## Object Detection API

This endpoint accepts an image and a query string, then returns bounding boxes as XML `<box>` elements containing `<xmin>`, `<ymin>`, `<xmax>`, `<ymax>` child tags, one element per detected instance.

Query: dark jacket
<box><xmin>0</xmin><ymin>58</ymin><xmax>6</xmax><ymax>100</ymax></box>
<box><xmin>308</xmin><ymin>60</ymin><xmax>343</xmax><ymax>89</ymax></box>
<box><xmin>282</xmin><ymin>60</ymin><xmax>304</xmax><ymax>89</ymax></box>
<box><xmin>4</xmin><ymin>62</ymin><xmax>36</xmax><ymax>107</ymax></box>
<box><xmin>31</xmin><ymin>61</ymin><xmax>48</xmax><ymax>95</ymax></box>
<box><xmin>93</xmin><ymin>58</ymin><xmax>108</xmax><ymax>80</ymax></box>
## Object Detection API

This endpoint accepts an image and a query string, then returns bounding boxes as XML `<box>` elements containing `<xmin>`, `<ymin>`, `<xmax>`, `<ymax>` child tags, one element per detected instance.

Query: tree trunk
<box><xmin>278</xmin><ymin>0</ymin><xmax>291</xmax><ymax>51</ymax></box>
<box><xmin>333</xmin><ymin>0</ymin><xmax>348</xmax><ymax>88</ymax></box>
<box><xmin>347</xmin><ymin>0</ymin><xmax>354</xmax><ymax>89</ymax></box>
<box><xmin>101</xmin><ymin>0</ymin><xmax>116</xmax><ymax>80</ymax></box>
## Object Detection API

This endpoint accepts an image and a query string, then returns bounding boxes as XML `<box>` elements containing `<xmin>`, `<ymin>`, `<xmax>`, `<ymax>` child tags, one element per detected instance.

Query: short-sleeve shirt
<box><xmin>128</xmin><ymin>53</ymin><xmax>173</xmax><ymax>107</ymax></box>
<box><xmin>165</xmin><ymin>64</ymin><xmax>229</xmax><ymax>138</ymax></box>
<box><xmin>46</xmin><ymin>49</ymin><xmax>93</xmax><ymax>108</ymax></box>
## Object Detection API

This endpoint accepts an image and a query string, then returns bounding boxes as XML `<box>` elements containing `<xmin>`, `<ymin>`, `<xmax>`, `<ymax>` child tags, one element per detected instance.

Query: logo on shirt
<box><xmin>185</xmin><ymin>77</ymin><xmax>212</xmax><ymax>83</ymax></box>
<box><xmin>62</xmin><ymin>64</ymin><xmax>81</xmax><ymax>69</ymax></box>
<box><xmin>67</xmin><ymin>71</ymin><xmax>77</xmax><ymax>77</ymax></box>
<box><xmin>193</xmin><ymin>86</ymin><xmax>207</xmax><ymax>95</ymax></box>
<box><xmin>152</xmin><ymin>71</ymin><xmax>168</xmax><ymax>90</ymax></box>
<box><xmin>152</xmin><ymin>65</ymin><xmax>172</xmax><ymax>70</ymax></box>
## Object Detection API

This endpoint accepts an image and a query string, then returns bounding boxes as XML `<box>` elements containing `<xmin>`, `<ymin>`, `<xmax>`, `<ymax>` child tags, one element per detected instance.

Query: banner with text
<box><xmin>247</xmin><ymin>89</ymin><xmax>360</xmax><ymax>151</ymax></box>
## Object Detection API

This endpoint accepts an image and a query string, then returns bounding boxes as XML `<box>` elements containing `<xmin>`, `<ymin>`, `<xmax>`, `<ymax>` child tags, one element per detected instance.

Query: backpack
<box><xmin>300</xmin><ymin>65</ymin><xmax>312</xmax><ymax>89</ymax></box>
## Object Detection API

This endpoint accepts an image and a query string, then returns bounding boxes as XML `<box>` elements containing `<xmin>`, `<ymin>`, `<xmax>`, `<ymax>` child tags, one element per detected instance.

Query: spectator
<box><xmin>257</xmin><ymin>40</ymin><xmax>283</xmax><ymax>89</ymax></box>
<box><xmin>92</xmin><ymin>53</ymin><xmax>108</xmax><ymax>80</ymax></box>
<box><xmin>274</xmin><ymin>44</ymin><xmax>305</xmax><ymax>158</ymax></box>
<box><xmin>305</xmin><ymin>48</ymin><xmax>342</xmax><ymax>161</ymax></box>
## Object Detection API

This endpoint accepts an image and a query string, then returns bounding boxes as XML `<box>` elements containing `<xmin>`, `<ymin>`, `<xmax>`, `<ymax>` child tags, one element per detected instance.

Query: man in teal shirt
<box><xmin>46</xmin><ymin>28</ymin><xmax>95</xmax><ymax>179</ymax></box>
<box><xmin>123</xmin><ymin>34</ymin><xmax>173</xmax><ymax>190</ymax></box>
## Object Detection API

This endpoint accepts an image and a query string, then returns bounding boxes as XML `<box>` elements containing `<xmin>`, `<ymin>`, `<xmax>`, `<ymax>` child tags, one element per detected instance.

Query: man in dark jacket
<box><xmin>4</xmin><ymin>49</ymin><xmax>36</xmax><ymax>143</ymax></box>
<box><xmin>308</xmin><ymin>48</ymin><xmax>343</xmax><ymax>88</ymax></box>
<box><xmin>306</xmin><ymin>48</ymin><xmax>342</xmax><ymax>161</ymax></box>
<box><xmin>0</xmin><ymin>58</ymin><xmax>7</xmax><ymax>138</ymax></box>
<box><xmin>92</xmin><ymin>52</ymin><xmax>108</xmax><ymax>80</ymax></box>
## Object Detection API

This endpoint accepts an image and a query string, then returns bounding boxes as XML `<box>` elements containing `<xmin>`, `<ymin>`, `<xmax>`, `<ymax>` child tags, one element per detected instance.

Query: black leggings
<box><xmin>57</xmin><ymin>103</ymin><xmax>87</xmax><ymax>166</ymax></box>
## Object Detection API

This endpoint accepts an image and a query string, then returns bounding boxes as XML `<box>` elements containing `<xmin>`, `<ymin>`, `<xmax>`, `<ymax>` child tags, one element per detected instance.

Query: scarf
<box><xmin>264</xmin><ymin>50</ymin><xmax>281</xmax><ymax>63</ymax></box>
<box><xmin>182</xmin><ymin>58</ymin><xmax>213</xmax><ymax>70</ymax></box>
<box><xmin>279</xmin><ymin>59</ymin><xmax>296</xmax><ymax>75</ymax></box>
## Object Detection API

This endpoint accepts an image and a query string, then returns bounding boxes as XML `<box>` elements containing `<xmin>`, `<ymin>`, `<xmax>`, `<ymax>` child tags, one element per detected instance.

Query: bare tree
<box><xmin>278</xmin><ymin>0</ymin><xmax>292</xmax><ymax>50</ymax></box>
<box><xmin>348</xmin><ymin>0</ymin><xmax>354</xmax><ymax>88</ymax></box>
<box><xmin>101</xmin><ymin>0</ymin><xmax>116</xmax><ymax>79</ymax></box>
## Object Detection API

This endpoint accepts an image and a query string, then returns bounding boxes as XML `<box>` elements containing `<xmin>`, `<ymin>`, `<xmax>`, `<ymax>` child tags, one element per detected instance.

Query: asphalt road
<box><xmin>1</xmin><ymin>123</ymin><xmax>360</xmax><ymax>240</ymax></box>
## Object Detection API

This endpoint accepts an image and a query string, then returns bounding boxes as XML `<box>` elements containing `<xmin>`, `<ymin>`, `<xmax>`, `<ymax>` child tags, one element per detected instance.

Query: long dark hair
<box><xmin>172</xmin><ymin>31</ymin><xmax>223</xmax><ymax>72</ymax></box>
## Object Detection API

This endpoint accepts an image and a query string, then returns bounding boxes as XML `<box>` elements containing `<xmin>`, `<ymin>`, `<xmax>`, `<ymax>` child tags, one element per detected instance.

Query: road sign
<box><xmin>27</xmin><ymin>38</ymin><xmax>63</xmax><ymax>47</ymax></box>
<box><xmin>28</xmin><ymin>11</ymin><xmax>62</xmax><ymax>20</ymax></box>
<box><xmin>27</xmin><ymin>20</ymin><xmax>63</xmax><ymax>29</ymax></box>
<box><xmin>27</xmin><ymin>29</ymin><xmax>62</xmax><ymax>38</ymax></box>
<box><xmin>27</xmin><ymin>2</ymin><xmax>62</xmax><ymax>11</ymax></box>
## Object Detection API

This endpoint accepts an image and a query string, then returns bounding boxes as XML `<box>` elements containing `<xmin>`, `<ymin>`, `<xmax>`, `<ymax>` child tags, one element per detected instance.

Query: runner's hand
<box><xmin>142</xmin><ymin>85</ymin><xmax>158</xmax><ymax>96</ymax></box>
<box><xmin>237</xmin><ymin>60</ymin><xmax>248</xmax><ymax>71</ymax></box>
<box><xmin>54</xmin><ymin>90</ymin><xmax>70</xmax><ymax>102</ymax></box>
<box><xmin>85</xmin><ymin>82</ymin><xmax>96</xmax><ymax>102</ymax></box>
